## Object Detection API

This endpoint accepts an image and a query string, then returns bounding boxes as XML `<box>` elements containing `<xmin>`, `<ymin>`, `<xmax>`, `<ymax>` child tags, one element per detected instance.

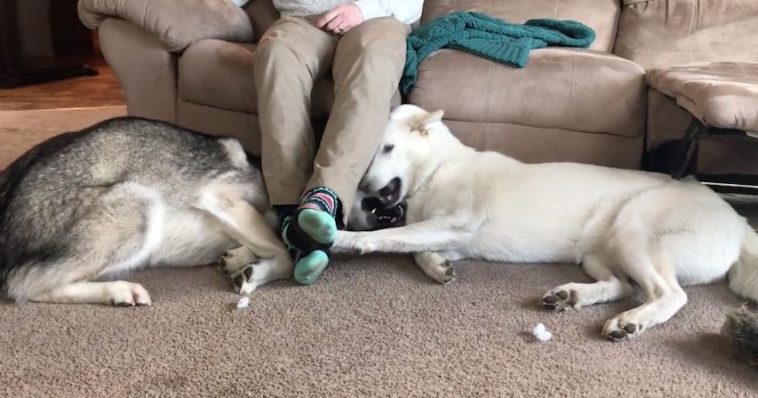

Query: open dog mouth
<box><xmin>361</xmin><ymin>196</ymin><xmax>406</xmax><ymax>229</ymax></box>
<box><xmin>378</xmin><ymin>177</ymin><xmax>402</xmax><ymax>208</ymax></box>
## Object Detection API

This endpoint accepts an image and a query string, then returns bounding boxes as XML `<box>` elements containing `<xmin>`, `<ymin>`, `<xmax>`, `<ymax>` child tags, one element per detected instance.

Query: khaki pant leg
<box><xmin>254</xmin><ymin>16</ymin><xmax>337</xmax><ymax>205</ymax></box>
<box><xmin>306</xmin><ymin>17</ymin><xmax>411</xmax><ymax>224</ymax></box>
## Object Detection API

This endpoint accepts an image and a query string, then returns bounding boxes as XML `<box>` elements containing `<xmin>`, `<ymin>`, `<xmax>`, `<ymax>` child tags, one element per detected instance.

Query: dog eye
<box><xmin>382</xmin><ymin>144</ymin><xmax>394</xmax><ymax>154</ymax></box>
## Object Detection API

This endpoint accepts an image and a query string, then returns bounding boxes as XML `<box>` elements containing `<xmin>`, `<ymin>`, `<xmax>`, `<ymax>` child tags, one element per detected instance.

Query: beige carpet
<box><xmin>1</xmin><ymin>108</ymin><xmax>756</xmax><ymax>397</ymax></box>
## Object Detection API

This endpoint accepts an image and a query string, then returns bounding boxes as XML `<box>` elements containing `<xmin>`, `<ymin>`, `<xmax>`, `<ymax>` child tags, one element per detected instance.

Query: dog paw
<box><xmin>438</xmin><ymin>261</ymin><xmax>456</xmax><ymax>284</ymax></box>
<box><xmin>603</xmin><ymin>311</ymin><xmax>645</xmax><ymax>342</ymax></box>
<box><xmin>108</xmin><ymin>282</ymin><xmax>152</xmax><ymax>307</ymax></box>
<box><xmin>231</xmin><ymin>265</ymin><xmax>256</xmax><ymax>295</ymax></box>
<box><xmin>415</xmin><ymin>253</ymin><xmax>457</xmax><ymax>285</ymax></box>
<box><xmin>541</xmin><ymin>288</ymin><xmax>577</xmax><ymax>312</ymax></box>
<box><xmin>219</xmin><ymin>246</ymin><xmax>257</xmax><ymax>275</ymax></box>
<box><xmin>426</xmin><ymin>261</ymin><xmax>456</xmax><ymax>285</ymax></box>
<box><xmin>230</xmin><ymin>258</ymin><xmax>285</xmax><ymax>295</ymax></box>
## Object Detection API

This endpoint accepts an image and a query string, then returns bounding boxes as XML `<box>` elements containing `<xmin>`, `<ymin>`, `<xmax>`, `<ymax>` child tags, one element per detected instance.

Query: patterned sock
<box><xmin>293</xmin><ymin>249</ymin><xmax>330</xmax><ymax>285</ymax></box>
<box><xmin>274</xmin><ymin>205</ymin><xmax>302</xmax><ymax>261</ymax></box>
<box><xmin>280</xmin><ymin>187</ymin><xmax>340</xmax><ymax>253</ymax></box>
<box><xmin>276</xmin><ymin>188</ymin><xmax>340</xmax><ymax>285</ymax></box>
<box><xmin>298</xmin><ymin>186</ymin><xmax>339</xmax><ymax>220</ymax></box>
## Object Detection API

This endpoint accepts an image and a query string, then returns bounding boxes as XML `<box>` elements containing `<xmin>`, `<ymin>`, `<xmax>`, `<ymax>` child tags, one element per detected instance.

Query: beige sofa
<box><xmin>77</xmin><ymin>0</ymin><xmax>758</xmax><ymax>173</ymax></box>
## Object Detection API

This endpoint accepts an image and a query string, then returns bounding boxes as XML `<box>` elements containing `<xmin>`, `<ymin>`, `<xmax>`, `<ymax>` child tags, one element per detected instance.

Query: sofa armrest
<box><xmin>78</xmin><ymin>0</ymin><xmax>253</xmax><ymax>53</ymax></box>
<box><xmin>99</xmin><ymin>18</ymin><xmax>178</xmax><ymax>122</ymax></box>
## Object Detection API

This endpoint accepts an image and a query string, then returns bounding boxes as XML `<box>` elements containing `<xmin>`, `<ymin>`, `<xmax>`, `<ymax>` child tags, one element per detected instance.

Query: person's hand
<box><xmin>315</xmin><ymin>4</ymin><xmax>364</xmax><ymax>35</ymax></box>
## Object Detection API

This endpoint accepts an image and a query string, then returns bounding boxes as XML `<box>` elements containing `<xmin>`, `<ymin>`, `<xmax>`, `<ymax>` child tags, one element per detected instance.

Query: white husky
<box><xmin>335</xmin><ymin>104</ymin><xmax>758</xmax><ymax>341</ymax></box>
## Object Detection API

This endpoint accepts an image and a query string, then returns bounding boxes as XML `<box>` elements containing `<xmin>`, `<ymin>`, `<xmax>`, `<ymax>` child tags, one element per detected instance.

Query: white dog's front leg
<box><xmin>334</xmin><ymin>218</ymin><xmax>474</xmax><ymax>254</ymax></box>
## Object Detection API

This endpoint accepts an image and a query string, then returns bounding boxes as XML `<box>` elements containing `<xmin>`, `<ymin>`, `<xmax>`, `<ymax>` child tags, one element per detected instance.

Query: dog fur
<box><xmin>0</xmin><ymin>117</ymin><xmax>292</xmax><ymax>306</ymax></box>
<box><xmin>335</xmin><ymin>104</ymin><xmax>758</xmax><ymax>341</ymax></box>
<box><xmin>722</xmin><ymin>303</ymin><xmax>758</xmax><ymax>366</ymax></box>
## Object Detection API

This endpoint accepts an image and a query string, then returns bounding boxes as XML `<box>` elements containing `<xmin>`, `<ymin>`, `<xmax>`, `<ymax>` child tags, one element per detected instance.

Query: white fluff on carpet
<box><xmin>532</xmin><ymin>323</ymin><xmax>553</xmax><ymax>342</ymax></box>
<box><xmin>236</xmin><ymin>296</ymin><xmax>250</xmax><ymax>309</ymax></box>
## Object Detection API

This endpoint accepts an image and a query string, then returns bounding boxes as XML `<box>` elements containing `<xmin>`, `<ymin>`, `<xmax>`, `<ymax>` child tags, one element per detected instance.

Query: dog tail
<box><xmin>721</xmin><ymin>303</ymin><xmax>758</xmax><ymax>367</ymax></box>
<box><xmin>723</xmin><ymin>225</ymin><xmax>758</xmax><ymax>366</ymax></box>
<box><xmin>728</xmin><ymin>224</ymin><xmax>758</xmax><ymax>302</ymax></box>
<box><xmin>0</xmin><ymin>165</ymin><xmax>12</xmax><ymax>220</ymax></box>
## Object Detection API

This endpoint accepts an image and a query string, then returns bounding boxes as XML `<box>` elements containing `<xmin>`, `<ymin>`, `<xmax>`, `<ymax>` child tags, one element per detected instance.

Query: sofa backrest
<box><xmin>614</xmin><ymin>0</ymin><xmax>758</xmax><ymax>70</ymax></box>
<box><xmin>421</xmin><ymin>0</ymin><xmax>622</xmax><ymax>52</ymax></box>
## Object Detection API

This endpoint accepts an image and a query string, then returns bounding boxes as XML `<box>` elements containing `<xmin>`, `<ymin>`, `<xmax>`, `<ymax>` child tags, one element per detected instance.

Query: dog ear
<box><xmin>425</xmin><ymin>110</ymin><xmax>444</xmax><ymax>124</ymax></box>
<box><xmin>411</xmin><ymin>110</ymin><xmax>445</xmax><ymax>136</ymax></box>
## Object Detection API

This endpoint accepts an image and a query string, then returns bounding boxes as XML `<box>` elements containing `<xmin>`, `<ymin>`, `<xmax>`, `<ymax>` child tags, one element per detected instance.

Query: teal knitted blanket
<box><xmin>400</xmin><ymin>11</ymin><xmax>596</xmax><ymax>96</ymax></box>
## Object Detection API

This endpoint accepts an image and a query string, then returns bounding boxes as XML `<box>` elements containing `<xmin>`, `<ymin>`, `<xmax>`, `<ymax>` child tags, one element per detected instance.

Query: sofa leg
<box><xmin>643</xmin><ymin>119</ymin><xmax>702</xmax><ymax>179</ymax></box>
<box><xmin>645</xmin><ymin>120</ymin><xmax>758</xmax><ymax>194</ymax></box>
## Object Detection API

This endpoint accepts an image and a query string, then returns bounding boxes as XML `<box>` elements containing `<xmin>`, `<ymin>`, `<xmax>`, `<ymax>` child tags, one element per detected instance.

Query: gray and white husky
<box><xmin>0</xmin><ymin>117</ymin><xmax>292</xmax><ymax>306</ymax></box>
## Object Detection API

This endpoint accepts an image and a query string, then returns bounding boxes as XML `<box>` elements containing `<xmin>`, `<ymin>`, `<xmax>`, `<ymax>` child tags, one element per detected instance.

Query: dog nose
<box><xmin>378</xmin><ymin>177</ymin><xmax>401</xmax><ymax>206</ymax></box>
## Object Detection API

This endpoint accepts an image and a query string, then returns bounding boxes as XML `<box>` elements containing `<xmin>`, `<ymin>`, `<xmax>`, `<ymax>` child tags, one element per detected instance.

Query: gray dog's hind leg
<box><xmin>196</xmin><ymin>189</ymin><xmax>294</xmax><ymax>294</ymax></box>
<box><xmin>6</xmin><ymin>185</ymin><xmax>156</xmax><ymax>306</ymax></box>
<box><xmin>5</xmin><ymin>230</ymin><xmax>154</xmax><ymax>306</ymax></box>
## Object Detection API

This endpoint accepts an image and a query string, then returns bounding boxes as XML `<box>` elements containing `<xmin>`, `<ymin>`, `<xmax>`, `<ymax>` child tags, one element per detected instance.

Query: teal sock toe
<box><xmin>293</xmin><ymin>250</ymin><xmax>329</xmax><ymax>285</ymax></box>
<box><xmin>297</xmin><ymin>208</ymin><xmax>337</xmax><ymax>245</ymax></box>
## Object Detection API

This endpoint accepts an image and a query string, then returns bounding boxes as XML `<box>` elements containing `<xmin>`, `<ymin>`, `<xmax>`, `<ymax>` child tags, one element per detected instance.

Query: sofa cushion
<box><xmin>78</xmin><ymin>0</ymin><xmax>253</xmax><ymax>53</ymax></box>
<box><xmin>420</xmin><ymin>0</ymin><xmax>620</xmax><ymax>52</ymax></box>
<box><xmin>614</xmin><ymin>0</ymin><xmax>758</xmax><ymax>70</ymax></box>
<box><xmin>408</xmin><ymin>48</ymin><xmax>646</xmax><ymax>138</ymax></box>
<box><xmin>647</xmin><ymin>62</ymin><xmax>758</xmax><ymax>132</ymax></box>
<box><xmin>178</xmin><ymin>39</ymin><xmax>334</xmax><ymax>117</ymax></box>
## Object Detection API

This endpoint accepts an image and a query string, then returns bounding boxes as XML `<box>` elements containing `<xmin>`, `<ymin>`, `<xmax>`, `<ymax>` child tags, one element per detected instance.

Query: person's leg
<box><xmin>254</xmin><ymin>16</ymin><xmax>336</xmax><ymax>207</ymax></box>
<box><xmin>253</xmin><ymin>16</ymin><xmax>337</xmax><ymax>277</ymax></box>
<box><xmin>293</xmin><ymin>17</ymin><xmax>411</xmax><ymax>283</ymax></box>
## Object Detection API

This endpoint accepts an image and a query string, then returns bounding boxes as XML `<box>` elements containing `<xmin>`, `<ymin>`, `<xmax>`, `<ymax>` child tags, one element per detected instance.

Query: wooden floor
<box><xmin>0</xmin><ymin>57</ymin><xmax>124</xmax><ymax>111</ymax></box>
